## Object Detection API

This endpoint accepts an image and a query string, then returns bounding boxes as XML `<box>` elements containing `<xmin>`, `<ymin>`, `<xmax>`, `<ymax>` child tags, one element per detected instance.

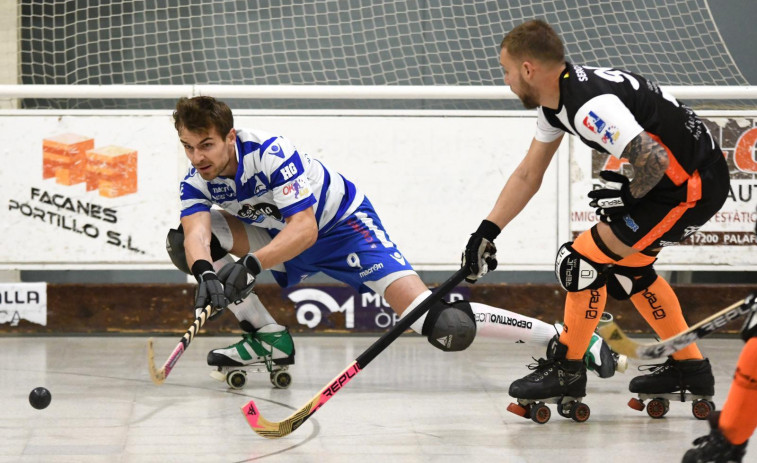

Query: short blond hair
<box><xmin>501</xmin><ymin>19</ymin><xmax>564</xmax><ymax>64</ymax></box>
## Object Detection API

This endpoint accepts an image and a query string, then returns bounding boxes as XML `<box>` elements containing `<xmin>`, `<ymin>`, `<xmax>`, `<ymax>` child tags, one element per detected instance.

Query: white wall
<box><xmin>0</xmin><ymin>110</ymin><xmax>754</xmax><ymax>271</ymax></box>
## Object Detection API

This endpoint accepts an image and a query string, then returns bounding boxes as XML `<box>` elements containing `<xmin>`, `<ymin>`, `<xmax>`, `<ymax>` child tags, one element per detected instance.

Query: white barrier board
<box><xmin>0</xmin><ymin>110</ymin><xmax>753</xmax><ymax>270</ymax></box>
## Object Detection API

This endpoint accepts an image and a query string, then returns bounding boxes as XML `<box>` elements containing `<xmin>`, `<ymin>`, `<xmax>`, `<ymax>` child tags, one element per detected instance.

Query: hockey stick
<box><xmin>147</xmin><ymin>304</ymin><xmax>213</xmax><ymax>385</ymax></box>
<box><xmin>241</xmin><ymin>267</ymin><xmax>469</xmax><ymax>439</ymax></box>
<box><xmin>597</xmin><ymin>298</ymin><xmax>748</xmax><ymax>360</ymax></box>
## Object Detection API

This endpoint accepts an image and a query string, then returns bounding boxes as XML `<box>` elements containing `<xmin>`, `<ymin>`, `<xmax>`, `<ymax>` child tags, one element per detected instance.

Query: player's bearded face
<box><xmin>179</xmin><ymin>127</ymin><xmax>235</xmax><ymax>180</ymax></box>
<box><xmin>501</xmin><ymin>49</ymin><xmax>539</xmax><ymax>109</ymax></box>
<box><xmin>517</xmin><ymin>78</ymin><xmax>539</xmax><ymax>110</ymax></box>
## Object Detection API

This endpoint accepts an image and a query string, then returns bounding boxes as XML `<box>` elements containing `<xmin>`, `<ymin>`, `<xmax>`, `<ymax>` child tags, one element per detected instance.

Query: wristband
<box><xmin>476</xmin><ymin>219</ymin><xmax>501</xmax><ymax>242</ymax></box>
<box><xmin>240</xmin><ymin>253</ymin><xmax>263</xmax><ymax>276</ymax></box>
<box><xmin>191</xmin><ymin>259</ymin><xmax>216</xmax><ymax>283</ymax></box>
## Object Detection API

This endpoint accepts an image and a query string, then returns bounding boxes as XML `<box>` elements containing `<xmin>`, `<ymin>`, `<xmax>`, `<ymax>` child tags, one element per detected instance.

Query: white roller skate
<box><xmin>208</xmin><ymin>325</ymin><xmax>295</xmax><ymax>390</ymax></box>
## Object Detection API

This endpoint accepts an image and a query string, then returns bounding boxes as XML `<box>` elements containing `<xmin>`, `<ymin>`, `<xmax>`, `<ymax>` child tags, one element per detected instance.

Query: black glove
<box><xmin>462</xmin><ymin>219</ymin><xmax>500</xmax><ymax>283</ymax></box>
<box><xmin>191</xmin><ymin>260</ymin><xmax>228</xmax><ymax>315</ymax></box>
<box><xmin>587</xmin><ymin>170</ymin><xmax>640</xmax><ymax>223</ymax></box>
<box><xmin>217</xmin><ymin>253</ymin><xmax>262</xmax><ymax>303</ymax></box>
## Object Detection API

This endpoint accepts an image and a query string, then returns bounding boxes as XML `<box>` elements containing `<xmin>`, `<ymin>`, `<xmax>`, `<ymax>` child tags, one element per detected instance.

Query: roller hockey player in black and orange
<box><xmin>462</xmin><ymin>20</ymin><xmax>730</xmax><ymax>422</ymax></box>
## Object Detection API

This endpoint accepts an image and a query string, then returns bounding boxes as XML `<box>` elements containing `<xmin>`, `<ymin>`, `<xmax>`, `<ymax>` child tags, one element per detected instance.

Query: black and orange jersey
<box><xmin>535</xmin><ymin>62</ymin><xmax>722</xmax><ymax>191</ymax></box>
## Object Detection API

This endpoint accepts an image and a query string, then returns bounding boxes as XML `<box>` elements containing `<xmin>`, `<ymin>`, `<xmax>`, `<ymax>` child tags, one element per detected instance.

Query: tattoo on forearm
<box><xmin>622</xmin><ymin>133</ymin><xmax>669</xmax><ymax>198</ymax></box>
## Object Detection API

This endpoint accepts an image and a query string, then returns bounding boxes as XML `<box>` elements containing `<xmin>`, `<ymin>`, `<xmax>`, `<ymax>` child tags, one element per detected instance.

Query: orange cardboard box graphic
<box><xmin>42</xmin><ymin>133</ymin><xmax>95</xmax><ymax>185</ymax></box>
<box><xmin>42</xmin><ymin>134</ymin><xmax>138</xmax><ymax>198</ymax></box>
<box><xmin>85</xmin><ymin>145</ymin><xmax>138</xmax><ymax>198</ymax></box>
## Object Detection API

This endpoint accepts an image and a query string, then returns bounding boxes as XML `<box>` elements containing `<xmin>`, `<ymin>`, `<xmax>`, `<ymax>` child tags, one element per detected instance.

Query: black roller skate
<box><xmin>507</xmin><ymin>340</ymin><xmax>590</xmax><ymax>424</ymax></box>
<box><xmin>628</xmin><ymin>357</ymin><xmax>715</xmax><ymax>420</ymax></box>
<box><xmin>208</xmin><ymin>325</ymin><xmax>295</xmax><ymax>390</ymax></box>
<box><xmin>683</xmin><ymin>411</ymin><xmax>748</xmax><ymax>462</ymax></box>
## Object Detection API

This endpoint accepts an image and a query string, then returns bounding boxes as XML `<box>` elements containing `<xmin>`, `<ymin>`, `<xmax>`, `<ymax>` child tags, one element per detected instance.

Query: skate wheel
<box><xmin>506</xmin><ymin>403</ymin><xmax>528</xmax><ymax>418</ymax></box>
<box><xmin>628</xmin><ymin>397</ymin><xmax>645</xmax><ymax>411</ymax></box>
<box><xmin>615</xmin><ymin>355</ymin><xmax>628</xmax><ymax>373</ymax></box>
<box><xmin>209</xmin><ymin>369</ymin><xmax>226</xmax><ymax>382</ymax></box>
<box><xmin>270</xmin><ymin>370</ymin><xmax>292</xmax><ymax>389</ymax></box>
<box><xmin>556</xmin><ymin>403</ymin><xmax>571</xmax><ymax>418</ymax></box>
<box><xmin>530</xmin><ymin>403</ymin><xmax>551</xmax><ymax>424</ymax></box>
<box><xmin>646</xmin><ymin>398</ymin><xmax>668</xmax><ymax>419</ymax></box>
<box><xmin>570</xmin><ymin>402</ymin><xmax>590</xmax><ymax>422</ymax></box>
<box><xmin>226</xmin><ymin>370</ymin><xmax>247</xmax><ymax>389</ymax></box>
<box><xmin>691</xmin><ymin>399</ymin><xmax>714</xmax><ymax>420</ymax></box>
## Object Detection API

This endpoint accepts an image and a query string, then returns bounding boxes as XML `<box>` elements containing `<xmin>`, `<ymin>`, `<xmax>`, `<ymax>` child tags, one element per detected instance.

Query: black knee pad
<box><xmin>422</xmin><ymin>300</ymin><xmax>476</xmax><ymax>352</ymax></box>
<box><xmin>606</xmin><ymin>263</ymin><xmax>658</xmax><ymax>300</ymax></box>
<box><xmin>555</xmin><ymin>242</ymin><xmax>609</xmax><ymax>292</ymax></box>
<box><xmin>165</xmin><ymin>225</ymin><xmax>229</xmax><ymax>274</ymax></box>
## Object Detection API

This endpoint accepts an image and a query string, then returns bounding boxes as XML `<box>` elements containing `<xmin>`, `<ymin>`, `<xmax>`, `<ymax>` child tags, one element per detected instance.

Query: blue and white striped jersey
<box><xmin>180</xmin><ymin>128</ymin><xmax>364</xmax><ymax>233</ymax></box>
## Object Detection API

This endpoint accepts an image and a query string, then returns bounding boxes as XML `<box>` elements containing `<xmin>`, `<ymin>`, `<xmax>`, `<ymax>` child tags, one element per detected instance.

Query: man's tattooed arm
<box><xmin>623</xmin><ymin>132</ymin><xmax>669</xmax><ymax>198</ymax></box>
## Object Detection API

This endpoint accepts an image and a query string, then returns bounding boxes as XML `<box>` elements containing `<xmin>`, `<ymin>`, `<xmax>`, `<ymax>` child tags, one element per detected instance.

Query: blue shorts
<box><xmin>270</xmin><ymin>197</ymin><xmax>416</xmax><ymax>294</ymax></box>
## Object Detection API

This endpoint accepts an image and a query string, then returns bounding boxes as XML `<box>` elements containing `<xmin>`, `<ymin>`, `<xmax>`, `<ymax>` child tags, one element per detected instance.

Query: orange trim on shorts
<box><xmin>632</xmin><ymin>133</ymin><xmax>702</xmax><ymax>250</ymax></box>
<box><xmin>614</xmin><ymin>252</ymin><xmax>656</xmax><ymax>267</ymax></box>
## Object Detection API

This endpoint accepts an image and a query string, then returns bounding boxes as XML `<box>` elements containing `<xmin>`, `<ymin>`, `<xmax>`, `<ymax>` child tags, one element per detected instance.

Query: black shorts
<box><xmin>610</xmin><ymin>155</ymin><xmax>730</xmax><ymax>251</ymax></box>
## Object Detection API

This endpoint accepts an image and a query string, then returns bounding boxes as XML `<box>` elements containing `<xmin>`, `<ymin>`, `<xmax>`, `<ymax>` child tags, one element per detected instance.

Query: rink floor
<box><xmin>0</xmin><ymin>334</ymin><xmax>751</xmax><ymax>463</ymax></box>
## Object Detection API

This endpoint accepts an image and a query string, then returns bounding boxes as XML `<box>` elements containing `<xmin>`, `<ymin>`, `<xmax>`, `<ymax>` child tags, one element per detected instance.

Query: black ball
<box><xmin>29</xmin><ymin>387</ymin><xmax>51</xmax><ymax>410</ymax></box>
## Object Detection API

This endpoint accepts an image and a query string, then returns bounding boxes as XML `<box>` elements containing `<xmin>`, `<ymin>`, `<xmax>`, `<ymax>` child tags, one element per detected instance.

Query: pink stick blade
<box><xmin>242</xmin><ymin>400</ymin><xmax>264</xmax><ymax>429</ymax></box>
<box><xmin>163</xmin><ymin>344</ymin><xmax>185</xmax><ymax>376</ymax></box>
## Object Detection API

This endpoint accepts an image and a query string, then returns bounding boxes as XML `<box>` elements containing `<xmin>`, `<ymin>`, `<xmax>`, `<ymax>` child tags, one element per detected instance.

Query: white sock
<box><xmin>470</xmin><ymin>302</ymin><xmax>557</xmax><ymax>345</ymax></box>
<box><xmin>228</xmin><ymin>292</ymin><xmax>277</xmax><ymax>329</ymax></box>
<box><xmin>400</xmin><ymin>291</ymin><xmax>557</xmax><ymax>346</ymax></box>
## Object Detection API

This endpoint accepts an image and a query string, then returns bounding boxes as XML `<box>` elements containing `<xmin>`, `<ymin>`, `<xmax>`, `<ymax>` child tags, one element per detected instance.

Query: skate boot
<box><xmin>683</xmin><ymin>412</ymin><xmax>748</xmax><ymax>463</ymax></box>
<box><xmin>628</xmin><ymin>357</ymin><xmax>715</xmax><ymax>420</ymax></box>
<box><xmin>208</xmin><ymin>325</ymin><xmax>295</xmax><ymax>390</ymax></box>
<box><xmin>553</xmin><ymin>315</ymin><xmax>628</xmax><ymax>378</ymax></box>
<box><xmin>507</xmin><ymin>340</ymin><xmax>590</xmax><ymax>424</ymax></box>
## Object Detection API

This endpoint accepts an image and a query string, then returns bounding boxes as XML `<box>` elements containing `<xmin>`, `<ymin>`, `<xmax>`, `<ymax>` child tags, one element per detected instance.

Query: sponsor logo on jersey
<box><xmin>282</xmin><ymin>177</ymin><xmax>310</xmax><ymax>199</ymax></box>
<box><xmin>390</xmin><ymin>251</ymin><xmax>406</xmax><ymax>265</ymax></box>
<box><xmin>238</xmin><ymin>202</ymin><xmax>282</xmax><ymax>222</ymax></box>
<box><xmin>583</xmin><ymin>111</ymin><xmax>606</xmax><ymax>134</ymax></box>
<box><xmin>208</xmin><ymin>183</ymin><xmax>235</xmax><ymax>202</ymax></box>
<box><xmin>623</xmin><ymin>214</ymin><xmax>640</xmax><ymax>232</ymax></box>
<box><xmin>601</xmin><ymin>126</ymin><xmax>621</xmax><ymax>145</ymax></box>
<box><xmin>359</xmin><ymin>262</ymin><xmax>384</xmax><ymax>279</ymax></box>
<box><xmin>279</xmin><ymin>161</ymin><xmax>298</xmax><ymax>181</ymax></box>
<box><xmin>572</xmin><ymin>64</ymin><xmax>588</xmax><ymax>82</ymax></box>
<box><xmin>266</xmin><ymin>143</ymin><xmax>285</xmax><ymax>158</ymax></box>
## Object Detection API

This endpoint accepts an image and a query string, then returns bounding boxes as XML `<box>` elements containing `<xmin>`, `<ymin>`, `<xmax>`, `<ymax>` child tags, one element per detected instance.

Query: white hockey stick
<box><xmin>597</xmin><ymin>298</ymin><xmax>748</xmax><ymax>360</ymax></box>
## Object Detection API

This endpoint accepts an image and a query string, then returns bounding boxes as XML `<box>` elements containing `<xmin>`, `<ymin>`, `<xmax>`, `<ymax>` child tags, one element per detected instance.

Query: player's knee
<box><xmin>165</xmin><ymin>225</ymin><xmax>229</xmax><ymax>275</ymax></box>
<box><xmin>606</xmin><ymin>263</ymin><xmax>658</xmax><ymax>300</ymax></box>
<box><xmin>422</xmin><ymin>300</ymin><xmax>476</xmax><ymax>352</ymax></box>
<box><xmin>554</xmin><ymin>242</ymin><xmax>608</xmax><ymax>292</ymax></box>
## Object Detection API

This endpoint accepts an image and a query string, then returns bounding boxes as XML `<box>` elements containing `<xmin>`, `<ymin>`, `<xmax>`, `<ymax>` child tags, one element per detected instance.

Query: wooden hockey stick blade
<box><xmin>597</xmin><ymin>298</ymin><xmax>747</xmax><ymax>360</ymax></box>
<box><xmin>241</xmin><ymin>268</ymin><xmax>469</xmax><ymax>438</ymax></box>
<box><xmin>147</xmin><ymin>304</ymin><xmax>212</xmax><ymax>385</ymax></box>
